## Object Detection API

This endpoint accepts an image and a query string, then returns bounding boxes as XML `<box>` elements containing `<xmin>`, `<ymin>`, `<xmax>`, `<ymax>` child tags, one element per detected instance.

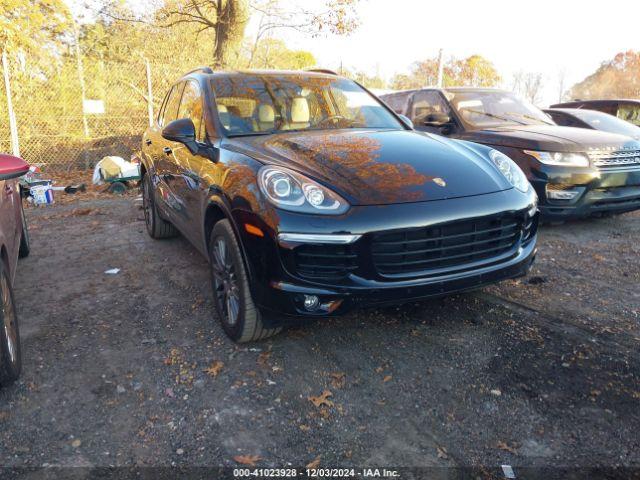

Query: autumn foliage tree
<box><xmin>390</xmin><ymin>54</ymin><xmax>500</xmax><ymax>90</ymax></box>
<box><xmin>570</xmin><ymin>50</ymin><xmax>640</xmax><ymax>100</ymax></box>
<box><xmin>0</xmin><ymin>0</ymin><xmax>70</xmax><ymax>57</ymax></box>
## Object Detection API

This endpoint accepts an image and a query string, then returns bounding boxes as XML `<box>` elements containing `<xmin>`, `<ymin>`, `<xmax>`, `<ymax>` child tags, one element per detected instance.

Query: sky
<box><xmin>250</xmin><ymin>0</ymin><xmax>640</xmax><ymax>106</ymax></box>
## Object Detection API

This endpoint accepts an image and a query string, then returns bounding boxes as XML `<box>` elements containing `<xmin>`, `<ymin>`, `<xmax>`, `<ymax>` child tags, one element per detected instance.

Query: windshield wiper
<box><xmin>507</xmin><ymin>112</ymin><xmax>555</xmax><ymax>126</ymax></box>
<box><xmin>227</xmin><ymin>131</ymin><xmax>277</xmax><ymax>138</ymax></box>
<box><xmin>463</xmin><ymin>109</ymin><xmax>528</xmax><ymax>126</ymax></box>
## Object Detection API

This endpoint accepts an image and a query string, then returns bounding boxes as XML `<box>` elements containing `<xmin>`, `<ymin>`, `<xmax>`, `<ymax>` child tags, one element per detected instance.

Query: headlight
<box><xmin>258</xmin><ymin>165</ymin><xmax>349</xmax><ymax>215</ymax></box>
<box><xmin>489</xmin><ymin>150</ymin><xmax>530</xmax><ymax>193</ymax></box>
<box><xmin>524</xmin><ymin>150</ymin><xmax>590</xmax><ymax>167</ymax></box>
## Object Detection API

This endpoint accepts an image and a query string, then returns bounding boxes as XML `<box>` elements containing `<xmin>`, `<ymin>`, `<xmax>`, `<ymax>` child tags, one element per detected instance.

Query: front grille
<box><xmin>371</xmin><ymin>214</ymin><xmax>523</xmax><ymax>277</ymax></box>
<box><xmin>293</xmin><ymin>244</ymin><xmax>358</xmax><ymax>280</ymax></box>
<box><xmin>589</xmin><ymin>149</ymin><xmax>640</xmax><ymax>169</ymax></box>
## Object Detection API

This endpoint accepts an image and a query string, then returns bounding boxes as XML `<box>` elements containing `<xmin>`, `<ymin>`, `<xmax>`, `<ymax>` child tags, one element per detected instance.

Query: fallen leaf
<box><xmin>204</xmin><ymin>361</ymin><xmax>224</xmax><ymax>377</ymax></box>
<box><xmin>71</xmin><ymin>439</ymin><xmax>82</xmax><ymax>448</ymax></box>
<box><xmin>299</xmin><ymin>424</ymin><xmax>311</xmax><ymax>432</ymax></box>
<box><xmin>436</xmin><ymin>446</ymin><xmax>448</xmax><ymax>459</ymax></box>
<box><xmin>73</xmin><ymin>208</ymin><xmax>94</xmax><ymax>216</ymax></box>
<box><xmin>497</xmin><ymin>441</ymin><xmax>517</xmax><ymax>455</ymax></box>
<box><xmin>233</xmin><ymin>454</ymin><xmax>261</xmax><ymax>466</ymax></box>
<box><xmin>375</xmin><ymin>366</ymin><xmax>384</xmax><ymax>373</ymax></box>
<box><xmin>308</xmin><ymin>390</ymin><xmax>334</xmax><ymax>408</ymax></box>
<box><xmin>383</xmin><ymin>375</ymin><xmax>392</xmax><ymax>383</ymax></box>
<box><xmin>257</xmin><ymin>351</ymin><xmax>271</xmax><ymax>366</ymax></box>
<box><xmin>330</xmin><ymin>372</ymin><xmax>346</xmax><ymax>388</ymax></box>
<box><xmin>306</xmin><ymin>456</ymin><xmax>321</xmax><ymax>469</ymax></box>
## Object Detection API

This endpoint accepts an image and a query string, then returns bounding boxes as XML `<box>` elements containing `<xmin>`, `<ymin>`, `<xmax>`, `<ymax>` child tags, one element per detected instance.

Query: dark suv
<box><xmin>550</xmin><ymin>99</ymin><xmax>640</xmax><ymax>127</ymax></box>
<box><xmin>141</xmin><ymin>69</ymin><xmax>537</xmax><ymax>342</ymax></box>
<box><xmin>382</xmin><ymin>88</ymin><xmax>640</xmax><ymax>219</ymax></box>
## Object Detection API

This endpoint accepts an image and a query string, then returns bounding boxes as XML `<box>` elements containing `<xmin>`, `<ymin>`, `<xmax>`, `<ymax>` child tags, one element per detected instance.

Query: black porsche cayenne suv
<box><xmin>141</xmin><ymin>69</ymin><xmax>538</xmax><ymax>342</ymax></box>
<box><xmin>382</xmin><ymin>88</ymin><xmax>640</xmax><ymax>220</ymax></box>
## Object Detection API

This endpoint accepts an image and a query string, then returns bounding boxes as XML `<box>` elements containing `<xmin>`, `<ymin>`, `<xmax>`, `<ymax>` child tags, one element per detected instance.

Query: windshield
<box><xmin>445</xmin><ymin>90</ymin><xmax>554</xmax><ymax>128</ymax></box>
<box><xmin>572</xmin><ymin>109</ymin><xmax>640</xmax><ymax>137</ymax></box>
<box><xmin>210</xmin><ymin>74</ymin><xmax>403</xmax><ymax>136</ymax></box>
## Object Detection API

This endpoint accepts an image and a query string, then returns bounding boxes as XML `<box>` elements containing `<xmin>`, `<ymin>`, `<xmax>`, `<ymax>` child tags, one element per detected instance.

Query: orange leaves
<box><xmin>204</xmin><ymin>361</ymin><xmax>224</xmax><ymax>377</ymax></box>
<box><xmin>308</xmin><ymin>390</ymin><xmax>334</xmax><ymax>408</ymax></box>
<box><xmin>306</xmin><ymin>456</ymin><xmax>321</xmax><ymax>469</ymax></box>
<box><xmin>496</xmin><ymin>441</ymin><xmax>517</xmax><ymax>455</ymax></box>
<box><xmin>233</xmin><ymin>454</ymin><xmax>262</xmax><ymax>466</ymax></box>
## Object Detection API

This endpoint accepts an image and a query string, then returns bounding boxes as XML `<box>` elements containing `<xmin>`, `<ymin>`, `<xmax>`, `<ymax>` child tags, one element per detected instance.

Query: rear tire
<box><xmin>209</xmin><ymin>219</ymin><xmax>282</xmax><ymax>342</ymax></box>
<box><xmin>142</xmin><ymin>172</ymin><xmax>178</xmax><ymax>239</ymax></box>
<box><xmin>0</xmin><ymin>262</ymin><xmax>21</xmax><ymax>385</ymax></box>
<box><xmin>18</xmin><ymin>201</ymin><xmax>30</xmax><ymax>258</ymax></box>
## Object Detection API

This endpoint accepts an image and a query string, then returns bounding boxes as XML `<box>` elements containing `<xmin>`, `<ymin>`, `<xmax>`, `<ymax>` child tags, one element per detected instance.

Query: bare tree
<box><xmin>157</xmin><ymin>0</ymin><xmax>250</xmax><ymax>68</ymax></box>
<box><xmin>246</xmin><ymin>0</ymin><xmax>361</xmax><ymax>68</ymax></box>
<box><xmin>512</xmin><ymin>71</ymin><xmax>544</xmax><ymax>105</ymax></box>
<box><xmin>556</xmin><ymin>68</ymin><xmax>567</xmax><ymax>103</ymax></box>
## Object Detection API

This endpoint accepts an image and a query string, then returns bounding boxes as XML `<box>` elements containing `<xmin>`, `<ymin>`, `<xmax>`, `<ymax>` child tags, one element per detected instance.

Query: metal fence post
<box><xmin>72</xmin><ymin>20</ymin><xmax>90</xmax><ymax>138</ymax></box>
<box><xmin>145</xmin><ymin>58</ymin><xmax>154</xmax><ymax>126</ymax></box>
<box><xmin>2</xmin><ymin>51</ymin><xmax>20</xmax><ymax>157</ymax></box>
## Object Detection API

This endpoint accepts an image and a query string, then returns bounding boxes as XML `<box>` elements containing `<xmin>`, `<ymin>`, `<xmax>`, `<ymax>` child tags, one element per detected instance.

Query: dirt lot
<box><xmin>1</xmin><ymin>185</ymin><xmax>639</xmax><ymax>479</ymax></box>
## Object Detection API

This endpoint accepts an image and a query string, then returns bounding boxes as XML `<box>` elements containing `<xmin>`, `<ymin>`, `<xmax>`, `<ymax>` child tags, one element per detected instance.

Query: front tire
<box><xmin>209</xmin><ymin>220</ymin><xmax>281</xmax><ymax>342</ymax></box>
<box><xmin>142</xmin><ymin>172</ymin><xmax>178</xmax><ymax>239</ymax></box>
<box><xmin>0</xmin><ymin>262</ymin><xmax>21</xmax><ymax>385</ymax></box>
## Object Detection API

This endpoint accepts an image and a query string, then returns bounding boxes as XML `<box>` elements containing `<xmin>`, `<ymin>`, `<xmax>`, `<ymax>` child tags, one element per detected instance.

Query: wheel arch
<box><xmin>203</xmin><ymin>197</ymin><xmax>256</xmax><ymax>286</ymax></box>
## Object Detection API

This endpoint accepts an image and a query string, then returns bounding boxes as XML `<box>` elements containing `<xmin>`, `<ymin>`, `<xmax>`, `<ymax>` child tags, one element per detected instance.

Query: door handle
<box><xmin>145</xmin><ymin>139</ymin><xmax>152</xmax><ymax>146</ymax></box>
<box><xmin>163</xmin><ymin>147</ymin><xmax>172</xmax><ymax>155</ymax></box>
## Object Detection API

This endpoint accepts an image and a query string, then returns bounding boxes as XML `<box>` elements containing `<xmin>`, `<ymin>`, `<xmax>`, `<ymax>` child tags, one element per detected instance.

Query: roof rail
<box><xmin>185</xmin><ymin>66</ymin><xmax>214</xmax><ymax>75</ymax></box>
<box><xmin>306</xmin><ymin>68</ymin><xmax>339</xmax><ymax>75</ymax></box>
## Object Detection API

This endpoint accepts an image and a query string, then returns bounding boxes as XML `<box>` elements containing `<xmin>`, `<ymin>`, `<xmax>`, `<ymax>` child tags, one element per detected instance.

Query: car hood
<box><xmin>223</xmin><ymin>129</ymin><xmax>512</xmax><ymax>206</ymax></box>
<box><xmin>462</xmin><ymin>124</ymin><xmax>640</xmax><ymax>152</ymax></box>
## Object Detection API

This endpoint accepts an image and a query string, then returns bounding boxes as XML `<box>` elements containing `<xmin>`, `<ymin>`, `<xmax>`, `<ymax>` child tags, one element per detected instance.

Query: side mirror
<box><xmin>162</xmin><ymin>118</ymin><xmax>198</xmax><ymax>154</ymax></box>
<box><xmin>423</xmin><ymin>113</ymin><xmax>452</xmax><ymax>127</ymax></box>
<box><xmin>398</xmin><ymin>114</ymin><xmax>414</xmax><ymax>130</ymax></box>
<box><xmin>0</xmin><ymin>154</ymin><xmax>30</xmax><ymax>181</ymax></box>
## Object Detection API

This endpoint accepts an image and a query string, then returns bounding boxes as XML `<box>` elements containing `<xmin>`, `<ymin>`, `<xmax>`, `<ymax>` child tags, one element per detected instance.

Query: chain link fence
<box><xmin>0</xmin><ymin>51</ymin><xmax>187</xmax><ymax>172</ymax></box>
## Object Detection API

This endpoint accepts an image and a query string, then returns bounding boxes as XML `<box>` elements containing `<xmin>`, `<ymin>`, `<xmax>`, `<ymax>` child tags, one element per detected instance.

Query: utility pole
<box><xmin>2</xmin><ymin>51</ymin><xmax>20</xmax><ymax>157</ymax></box>
<box><xmin>437</xmin><ymin>48</ymin><xmax>444</xmax><ymax>87</ymax></box>
<box><xmin>72</xmin><ymin>19</ymin><xmax>90</xmax><ymax>138</ymax></box>
<box><xmin>145</xmin><ymin>58</ymin><xmax>154</xmax><ymax>126</ymax></box>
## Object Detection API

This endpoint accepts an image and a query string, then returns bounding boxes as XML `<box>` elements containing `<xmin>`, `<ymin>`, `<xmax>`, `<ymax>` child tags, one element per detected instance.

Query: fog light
<box><xmin>546</xmin><ymin>184</ymin><xmax>580</xmax><ymax>201</ymax></box>
<box><xmin>547</xmin><ymin>190</ymin><xmax>579</xmax><ymax>200</ymax></box>
<box><xmin>303</xmin><ymin>295</ymin><xmax>320</xmax><ymax>311</ymax></box>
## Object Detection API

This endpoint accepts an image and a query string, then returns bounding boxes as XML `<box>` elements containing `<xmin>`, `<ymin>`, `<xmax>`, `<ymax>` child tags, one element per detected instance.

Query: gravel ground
<box><xmin>0</xmin><ymin>192</ymin><xmax>638</xmax><ymax>479</ymax></box>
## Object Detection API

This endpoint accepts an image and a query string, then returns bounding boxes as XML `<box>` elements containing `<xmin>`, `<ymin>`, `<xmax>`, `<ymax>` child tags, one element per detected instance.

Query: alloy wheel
<box><xmin>1</xmin><ymin>273</ymin><xmax>17</xmax><ymax>366</ymax></box>
<box><xmin>211</xmin><ymin>236</ymin><xmax>240</xmax><ymax>327</ymax></box>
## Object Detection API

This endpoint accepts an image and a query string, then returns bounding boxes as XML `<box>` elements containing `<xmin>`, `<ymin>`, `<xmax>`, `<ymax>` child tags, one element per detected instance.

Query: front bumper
<box><xmin>234</xmin><ymin>188</ymin><xmax>538</xmax><ymax>323</ymax></box>
<box><xmin>532</xmin><ymin>164</ymin><xmax>640</xmax><ymax>220</ymax></box>
<box><xmin>264</xmin><ymin>239</ymin><xmax>536</xmax><ymax>322</ymax></box>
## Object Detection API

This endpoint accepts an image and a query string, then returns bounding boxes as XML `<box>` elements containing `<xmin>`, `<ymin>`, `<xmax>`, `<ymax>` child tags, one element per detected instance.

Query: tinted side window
<box><xmin>178</xmin><ymin>81</ymin><xmax>205</xmax><ymax>141</ymax></box>
<box><xmin>384</xmin><ymin>94</ymin><xmax>408</xmax><ymax>114</ymax></box>
<box><xmin>410</xmin><ymin>91</ymin><xmax>451</xmax><ymax>124</ymax></box>
<box><xmin>161</xmin><ymin>82</ymin><xmax>185</xmax><ymax>127</ymax></box>
<box><xmin>548</xmin><ymin>112</ymin><xmax>571</xmax><ymax>126</ymax></box>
